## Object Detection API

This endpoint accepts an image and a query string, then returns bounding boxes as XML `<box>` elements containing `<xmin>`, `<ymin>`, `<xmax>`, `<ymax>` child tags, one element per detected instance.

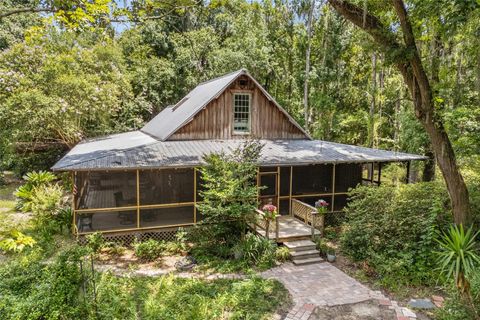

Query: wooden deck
<box><xmin>254</xmin><ymin>216</ymin><xmax>320</xmax><ymax>242</ymax></box>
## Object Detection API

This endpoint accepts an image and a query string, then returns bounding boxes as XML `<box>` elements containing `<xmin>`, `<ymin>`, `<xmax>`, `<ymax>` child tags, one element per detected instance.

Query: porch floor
<box><xmin>254</xmin><ymin>216</ymin><xmax>320</xmax><ymax>242</ymax></box>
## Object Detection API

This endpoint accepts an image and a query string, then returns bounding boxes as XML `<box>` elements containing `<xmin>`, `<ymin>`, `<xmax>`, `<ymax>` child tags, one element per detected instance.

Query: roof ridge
<box><xmin>195</xmin><ymin>69</ymin><xmax>245</xmax><ymax>86</ymax></box>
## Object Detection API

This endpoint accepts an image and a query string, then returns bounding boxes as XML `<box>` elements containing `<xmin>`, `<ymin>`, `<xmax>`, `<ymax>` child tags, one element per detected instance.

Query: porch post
<box><xmin>406</xmin><ymin>161</ymin><xmax>411</xmax><ymax>184</ymax></box>
<box><xmin>275</xmin><ymin>216</ymin><xmax>280</xmax><ymax>241</ymax></box>
<box><xmin>136</xmin><ymin>170</ymin><xmax>140</xmax><ymax>229</ymax></box>
<box><xmin>311</xmin><ymin>211</ymin><xmax>317</xmax><ymax>240</ymax></box>
<box><xmin>72</xmin><ymin>171</ymin><xmax>76</xmax><ymax>234</ymax></box>
<box><xmin>370</xmin><ymin>163</ymin><xmax>375</xmax><ymax>184</ymax></box>
<box><xmin>378</xmin><ymin>162</ymin><xmax>382</xmax><ymax>185</ymax></box>
<box><xmin>193</xmin><ymin>168</ymin><xmax>197</xmax><ymax>224</ymax></box>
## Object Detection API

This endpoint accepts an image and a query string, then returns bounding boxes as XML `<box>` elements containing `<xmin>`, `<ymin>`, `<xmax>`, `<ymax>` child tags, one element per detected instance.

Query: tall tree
<box><xmin>303</xmin><ymin>0</ymin><xmax>316</xmax><ymax>131</ymax></box>
<box><xmin>327</xmin><ymin>0</ymin><xmax>470</xmax><ymax>224</ymax></box>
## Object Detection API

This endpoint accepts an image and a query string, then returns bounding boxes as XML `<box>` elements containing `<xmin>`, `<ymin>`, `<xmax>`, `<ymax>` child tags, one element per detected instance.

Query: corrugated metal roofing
<box><xmin>140</xmin><ymin>69</ymin><xmax>310</xmax><ymax>140</ymax></box>
<box><xmin>52</xmin><ymin>133</ymin><xmax>426</xmax><ymax>171</ymax></box>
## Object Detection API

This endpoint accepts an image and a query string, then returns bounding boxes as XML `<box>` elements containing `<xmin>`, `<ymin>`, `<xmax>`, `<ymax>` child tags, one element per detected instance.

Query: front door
<box><xmin>258</xmin><ymin>172</ymin><xmax>278</xmax><ymax>209</ymax></box>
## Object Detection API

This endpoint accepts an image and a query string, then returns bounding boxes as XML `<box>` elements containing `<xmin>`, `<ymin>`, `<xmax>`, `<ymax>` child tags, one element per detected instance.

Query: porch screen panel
<box><xmin>76</xmin><ymin>210</ymin><xmax>137</xmax><ymax>232</ymax></box>
<box><xmin>279</xmin><ymin>199</ymin><xmax>290</xmax><ymax>215</ymax></box>
<box><xmin>140</xmin><ymin>206</ymin><xmax>194</xmax><ymax>227</ymax></box>
<box><xmin>333</xmin><ymin>194</ymin><xmax>348</xmax><ymax>211</ymax></box>
<box><xmin>196</xmin><ymin>169</ymin><xmax>205</xmax><ymax>202</ymax></box>
<box><xmin>292</xmin><ymin>164</ymin><xmax>333</xmax><ymax>195</ymax></box>
<box><xmin>259</xmin><ymin>174</ymin><xmax>276</xmax><ymax>196</ymax></box>
<box><xmin>139</xmin><ymin>168</ymin><xmax>194</xmax><ymax>205</ymax></box>
<box><xmin>280</xmin><ymin>167</ymin><xmax>290</xmax><ymax>196</ymax></box>
<box><xmin>335</xmin><ymin>163</ymin><xmax>362</xmax><ymax>192</ymax></box>
<box><xmin>75</xmin><ymin>171</ymin><xmax>137</xmax><ymax>209</ymax></box>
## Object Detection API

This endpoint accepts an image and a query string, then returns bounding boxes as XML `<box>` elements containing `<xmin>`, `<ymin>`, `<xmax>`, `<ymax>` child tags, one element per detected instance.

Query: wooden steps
<box><xmin>284</xmin><ymin>240</ymin><xmax>324</xmax><ymax>265</ymax></box>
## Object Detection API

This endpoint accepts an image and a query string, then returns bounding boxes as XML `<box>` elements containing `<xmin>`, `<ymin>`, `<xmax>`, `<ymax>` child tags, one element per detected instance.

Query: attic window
<box><xmin>233</xmin><ymin>93</ymin><xmax>251</xmax><ymax>133</ymax></box>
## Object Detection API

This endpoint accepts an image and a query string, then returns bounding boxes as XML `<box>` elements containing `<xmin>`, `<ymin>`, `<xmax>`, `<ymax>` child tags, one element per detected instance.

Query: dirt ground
<box><xmin>311</xmin><ymin>300</ymin><xmax>397</xmax><ymax>320</ymax></box>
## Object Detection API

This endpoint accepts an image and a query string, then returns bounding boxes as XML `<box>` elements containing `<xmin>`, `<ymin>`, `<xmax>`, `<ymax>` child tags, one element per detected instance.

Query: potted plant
<box><xmin>314</xmin><ymin>199</ymin><xmax>329</xmax><ymax>235</ymax></box>
<box><xmin>262</xmin><ymin>204</ymin><xmax>278</xmax><ymax>239</ymax></box>
<box><xmin>326</xmin><ymin>244</ymin><xmax>336</xmax><ymax>262</ymax></box>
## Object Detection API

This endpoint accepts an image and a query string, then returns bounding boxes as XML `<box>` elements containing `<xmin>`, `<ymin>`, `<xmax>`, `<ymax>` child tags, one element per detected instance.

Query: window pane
<box><xmin>140</xmin><ymin>206</ymin><xmax>194</xmax><ymax>228</ymax></box>
<box><xmin>75</xmin><ymin>171</ymin><xmax>137</xmax><ymax>210</ymax></box>
<box><xmin>76</xmin><ymin>210</ymin><xmax>137</xmax><ymax>232</ymax></box>
<box><xmin>292</xmin><ymin>164</ymin><xmax>333</xmax><ymax>195</ymax></box>
<box><xmin>335</xmin><ymin>163</ymin><xmax>362</xmax><ymax>193</ymax></box>
<box><xmin>139</xmin><ymin>169</ymin><xmax>194</xmax><ymax>205</ymax></box>
<box><xmin>233</xmin><ymin>93</ymin><xmax>250</xmax><ymax>132</ymax></box>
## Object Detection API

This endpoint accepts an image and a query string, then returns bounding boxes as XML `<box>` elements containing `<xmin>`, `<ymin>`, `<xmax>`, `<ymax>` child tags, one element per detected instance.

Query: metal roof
<box><xmin>141</xmin><ymin>69</ymin><xmax>310</xmax><ymax>140</ymax></box>
<box><xmin>52</xmin><ymin>133</ymin><xmax>427</xmax><ymax>171</ymax></box>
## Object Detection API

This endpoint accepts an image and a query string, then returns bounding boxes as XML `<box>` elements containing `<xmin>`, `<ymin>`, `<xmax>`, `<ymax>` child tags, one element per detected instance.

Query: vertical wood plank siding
<box><xmin>170</xmin><ymin>77</ymin><xmax>307</xmax><ymax>140</ymax></box>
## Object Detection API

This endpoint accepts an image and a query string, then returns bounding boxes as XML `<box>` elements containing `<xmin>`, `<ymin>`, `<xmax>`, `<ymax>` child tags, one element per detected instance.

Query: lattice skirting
<box><xmin>77</xmin><ymin>227</ymin><xmax>183</xmax><ymax>246</ymax></box>
<box><xmin>324</xmin><ymin>211</ymin><xmax>346</xmax><ymax>227</ymax></box>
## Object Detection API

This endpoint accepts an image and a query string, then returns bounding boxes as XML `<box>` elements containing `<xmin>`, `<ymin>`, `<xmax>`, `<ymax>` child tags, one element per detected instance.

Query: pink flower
<box><xmin>262</xmin><ymin>204</ymin><xmax>277</xmax><ymax>213</ymax></box>
<box><xmin>315</xmin><ymin>199</ymin><xmax>329</xmax><ymax>208</ymax></box>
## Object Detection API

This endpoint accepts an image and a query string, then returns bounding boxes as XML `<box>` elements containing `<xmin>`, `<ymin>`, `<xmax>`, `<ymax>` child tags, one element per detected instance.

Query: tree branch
<box><xmin>392</xmin><ymin>0</ymin><xmax>432</xmax><ymax>110</ymax></box>
<box><xmin>327</xmin><ymin>0</ymin><xmax>401</xmax><ymax>51</ymax></box>
<box><xmin>0</xmin><ymin>7</ymin><xmax>54</xmax><ymax>19</ymax></box>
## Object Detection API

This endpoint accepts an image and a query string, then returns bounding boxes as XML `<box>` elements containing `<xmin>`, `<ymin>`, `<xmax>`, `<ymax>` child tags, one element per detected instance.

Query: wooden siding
<box><xmin>169</xmin><ymin>76</ymin><xmax>307</xmax><ymax>140</ymax></box>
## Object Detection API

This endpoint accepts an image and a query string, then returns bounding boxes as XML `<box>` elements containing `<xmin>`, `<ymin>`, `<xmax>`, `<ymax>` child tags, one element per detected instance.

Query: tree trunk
<box><xmin>327</xmin><ymin>0</ymin><xmax>471</xmax><ymax>225</ymax></box>
<box><xmin>304</xmin><ymin>0</ymin><xmax>316</xmax><ymax>131</ymax></box>
<box><xmin>370</xmin><ymin>52</ymin><xmax>377</xmax><ymax>148</ymax></box>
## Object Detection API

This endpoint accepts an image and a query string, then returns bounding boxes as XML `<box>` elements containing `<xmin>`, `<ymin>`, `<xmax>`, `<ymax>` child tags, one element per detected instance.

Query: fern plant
<box><xmin>435</xmin><ymin>224</ymin><xmax>480</xmax><ymax>294</ymax></box>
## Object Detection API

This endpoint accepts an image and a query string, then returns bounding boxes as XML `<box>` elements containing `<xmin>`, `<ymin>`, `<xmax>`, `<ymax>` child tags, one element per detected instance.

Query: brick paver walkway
<box><xmin>261</xmin><ymin>262</ymin><xmax>418</xmax><ymax>320</ymax></box>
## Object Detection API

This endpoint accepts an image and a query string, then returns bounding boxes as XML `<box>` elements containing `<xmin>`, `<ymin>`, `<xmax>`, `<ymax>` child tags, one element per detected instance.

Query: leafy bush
<box><xmin>238</xmin><ymin>233</ymin><xmax>277</xmax><ymax>269</ymax></box>
<box><xmin>94</xmin><ymin>274</ymin><xmax>290</xmax><ymax>320</ymax></box>
<box><xmin>30</xmin><ymin>183</ymin><xmax>70</xmax><ymax>234</ymax></box>
<box><xmin>275</xmin><ymin>246</ymin><xmax>290</xmax><ymax>262</ymax></box>
<box><xmin>0</xmin><ymin>246</ymin><xmax>88</xmax><ymax>319</ymax></box>
<box><xmin>340</xmin><ymin>182</ymin><xmax>451</xmax><ymax>286</ymax></box>
<box><xmin>14</xmin><ymin>171</ymin><xmax>56</xmax><ymax>212</ymax></box>
<box><xmin>0</xmin><ymin>230</ymin><xmax>36</xmax><ymax>253</ymax></box>
<box><xmin>86</xmin><ymin>232</ymin><xmax>105</xmax><ymax>253</ymax></box>
<box><xmin>435</xmin><ymin>270</ymin><xmax>480</xmax><ymax>320</ymax></box>
<box><xmin>102</xmin><ymin>242</ymin><xmax>127</xmax><ymax>256</ymax></box>
<box><xmin>197</xmin><ymin>140</ymin><xmax>262</xmax><ymax>243</ymax></box>
<box><xmin>133</xmin><ymin>239</ymin><xmax>165</xmax><ymax>261</ymax></box>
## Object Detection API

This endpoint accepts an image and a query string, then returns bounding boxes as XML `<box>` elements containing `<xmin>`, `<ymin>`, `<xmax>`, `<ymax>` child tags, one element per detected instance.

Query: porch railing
<box><xmin>291</xmin><ymin>199</ymin><xmax>324</xmax><ymax>237</ymax></box>
<box><xmin>252</xmin><ymin>209</ymin><xmax>280</xmax><ymax>240</ymax></box>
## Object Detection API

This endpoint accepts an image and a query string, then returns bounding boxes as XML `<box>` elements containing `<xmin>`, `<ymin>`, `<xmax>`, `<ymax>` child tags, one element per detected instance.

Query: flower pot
<box><xmin>327</xmin><ymin>253</ymin><xmax>336</xmax><ymax>262</ymax></box>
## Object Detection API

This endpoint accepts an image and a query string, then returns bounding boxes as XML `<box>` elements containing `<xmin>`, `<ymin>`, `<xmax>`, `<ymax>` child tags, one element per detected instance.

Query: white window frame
<box><xmin>232</xmin><ymin>92</ymin><xmax>251</xmax><ymax>134</ymax></box>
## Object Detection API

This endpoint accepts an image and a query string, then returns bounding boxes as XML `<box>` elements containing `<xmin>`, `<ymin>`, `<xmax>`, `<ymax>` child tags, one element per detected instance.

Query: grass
<box><xmin>95</xmin><ymin>273</ymin><xmax>291</xmax><ymax>320</ymax></box>
<box><xmin>0</xmin><ymin>183</ymin><xmax>17</xmax><ymax>212</ymax></box>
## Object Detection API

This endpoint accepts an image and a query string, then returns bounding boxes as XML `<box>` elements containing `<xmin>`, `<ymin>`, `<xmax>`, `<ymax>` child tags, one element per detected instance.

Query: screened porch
<box><xmin>72</xmin><ymin>162</ymin><xmax>383</xmax><ymax>235</ymax></box>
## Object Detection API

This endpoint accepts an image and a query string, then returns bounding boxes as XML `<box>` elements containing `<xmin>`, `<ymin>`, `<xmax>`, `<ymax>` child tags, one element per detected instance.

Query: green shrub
<box><xmin>103</xmin><ymin>242</ymin><xmax>127</xmax><ymax>256</ymax></box>
<box><xmin>316</xmin><ymin>238</ymin><xmax>330</xmax><ymax>256</ymax></box>
<box><xmin>0</xmin><ymin>245</ymin><xmax>89</xmax><ymax>319</ymax></box>
<box><xmin>14</xmin><ymin>171</ymin><xmax>56</xmax><ymax>212</ymax></box>
<box><xmin>0</xmin><ymin>230</ymin><xmax>36</xmax><ymax>253</ymax></box>
<box><xmin>435</xmin><ymin>270</ymin><xmax>480</xmax><ymax>320</ymax></box>
<box><xmin>133</xmin><ymin>239</ymin><xmax>165</xmax><ymax>261</ymax></box>
<box><xmin>86</xmin><ymin>232</ymin><xmax>105</xmax><ymax>253</ymax></box>
<box><xmin>275</xmin><ymin>246</ymin><xmax>290</xmax><ymax>262</ymax></box>
<box><xmin>340</xmin><ymin>182</ymin><xmax>451</xmax><ymax>286</ymax></box>
<box><xmin>239</xmin><ymin>233</ymin><xmax>277</xmax><ymax>269</ymax></box>
<box><xmin>30</xmin><ymin>183</ymin><xmax>69</xmax><ymax>234</ymax></box>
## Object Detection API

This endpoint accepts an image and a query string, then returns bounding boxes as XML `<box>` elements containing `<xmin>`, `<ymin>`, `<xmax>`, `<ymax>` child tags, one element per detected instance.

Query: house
<box><xmin>53</xmin><ymin>69</ymin><xmax>425</xmax><ymax>242</ymax></box>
